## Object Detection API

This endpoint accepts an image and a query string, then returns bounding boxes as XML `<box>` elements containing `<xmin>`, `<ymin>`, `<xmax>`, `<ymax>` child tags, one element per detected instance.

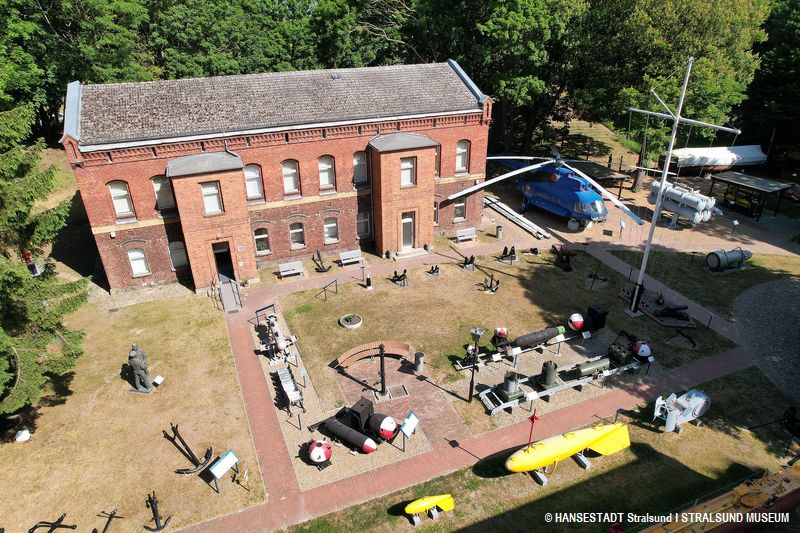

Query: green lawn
<box><xmin>610</xmin><ymin>250</ymin><xmax>800</xmax><ymax>320</ymax></box>
<box><xmin>280</xmin><ymin>250</ymin><xmax>736</xmax><ymax>413</ymax></box>
<box><xmin>288</xmin><ymin>367</ymin><xmax>791</xmax><ymax>533</ymax></box>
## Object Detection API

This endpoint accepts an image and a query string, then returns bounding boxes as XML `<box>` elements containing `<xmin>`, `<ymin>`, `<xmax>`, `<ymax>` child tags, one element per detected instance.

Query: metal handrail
<box><xmin>315</xmin><ymin>278</ymin><xmax>339</xmax><ymax>302</ymax></box>
<box><xmin>229</xmin><ymin>278</ymin><xmax>243</xmax><ymax>308</ymax></box>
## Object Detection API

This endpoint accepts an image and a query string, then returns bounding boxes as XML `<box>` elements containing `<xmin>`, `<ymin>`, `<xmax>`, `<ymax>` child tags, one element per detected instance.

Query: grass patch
<box><xmin>0</xmin><ymin>296</ymin><xmax>265</xmax><ymax>529</ymax></box>
<box><xmin>280</xmin><ymin>250</ymin><xmax>736</xmax><ymax>410</ymax></box>
<box><xmin>288</xmin><ymin>366</ymin><xmax>791</xmax><ymax>532</ymax></box>
<box><xmin>610</xmin><ymin>250</ymin><xmax>800</xmax><ymax>320</ymax></box>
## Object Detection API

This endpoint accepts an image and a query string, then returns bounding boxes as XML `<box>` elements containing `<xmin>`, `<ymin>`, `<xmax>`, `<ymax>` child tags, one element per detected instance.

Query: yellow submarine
<box><xmin>505</xmin><ymin>423</ymin><xmax>631</xmax><ymax>475</ymax></box>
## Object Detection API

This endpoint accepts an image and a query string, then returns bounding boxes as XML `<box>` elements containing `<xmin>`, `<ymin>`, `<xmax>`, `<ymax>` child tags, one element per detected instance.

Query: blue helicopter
<box><xmin>446</xmin><ymin>147</ymin><xmax>643</xmax><ymax>229</ymax></box>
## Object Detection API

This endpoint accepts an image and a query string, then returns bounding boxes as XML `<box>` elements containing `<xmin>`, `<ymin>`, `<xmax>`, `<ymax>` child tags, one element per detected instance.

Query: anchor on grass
<box><xmin>312</xmin><ymin>250</ymin><xmax>332</xmax><ymax>273</ymax></box>
<box><xmin>27</xmin><ymin>514</ymin><xmax>76</xmax><ymax>533</ymax></box>
<box><xmin>92</xmin><ymin>509</ymin><xmax>124</xmax><ymax>533</ymax></box>
<box><xmin>144</xmin><ymin>492</ymin><xmax>171</xmax><ymax>532</ymax></box>
<box><xmin>162</xmin><ymin>423</ymin><xmax>212</xmax><ymax>475</ymax></box>
<box><xmin>480</xmin><ymin>273</ymin><xmax>501</xmax><ymax>293</ymax></box>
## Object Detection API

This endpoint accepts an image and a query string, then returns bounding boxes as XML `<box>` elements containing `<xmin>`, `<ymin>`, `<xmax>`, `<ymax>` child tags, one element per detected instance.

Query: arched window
<box><xmin>318</xmin><ymin>156</ymin><xmax>336</xmax><ymax>190</ymax></box>
<box><xmin>282</xmin><ymin>160</ymin><xmax>300</xmax><ymax>195</ymax></box>
<box><xmin>455</xmin><ymin>140</ymin><xmax>470</xmax><ymax>172</ymax></box>
<box><xmin>253</xmin><ymin>228</ymin><xmax>271</xmax><ymax>255</ymax></box>
<box><xmin>323</xmin><ymin>217</ymin><xmax>339</xmax><ymax>244</ymax></box>
<box><xmin>127</xmin><ymin>248</ymin><xmax>149</xmax><ymax>276</ymax></box>
<box><xmin>109</xmin><ymin>181</ymin><xmax>134</xmax><ymax>218</ymax></box>
<box><xmin>168</xmin><ymin>241</ymin><xmax>188</xmax><ymax>269</ymax></box>
<box><xmin>244</xmin><ymin>164</ymin><xmax>264</xmax><ymax>200</ymax></box>
<box><xmin>353</xmin><ymin>151</ymin><xmax>368</xmax><ymax>184</ymax></box>
<box><xmin>454</xmin><ymin>198</ymin><xmax>466</xmax><ymax>221</ymax></box>
<box><xmin>152</xmin><ymin>176</ymin><xmax>175</xmax><ymax>211</ymax></box>
<box><xmin>289</xmin><ymin>222</ymin><xmax>305</xmax><ymax>249</ymax></box>
<box><xmin>356</xmin><ymin>211</ymin><xmax>371</xmax><ymax>237</ymax></box>
<box><xmin>200</xmin><ymin>181</ymin><xmax>223</xmax><ymax>214</ymax></box>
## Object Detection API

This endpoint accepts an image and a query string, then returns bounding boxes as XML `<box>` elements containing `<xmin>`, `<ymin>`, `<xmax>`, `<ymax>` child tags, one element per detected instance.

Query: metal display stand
<box><xmin>208</xmin><ymin>450</ymin><xmax>240</xmax><ymax>494</ymax></box>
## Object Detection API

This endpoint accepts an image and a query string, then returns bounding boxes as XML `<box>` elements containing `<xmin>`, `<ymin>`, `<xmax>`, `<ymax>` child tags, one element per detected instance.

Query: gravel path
<box><xmin>733</xmin><ymin>277</ymin><xmax>800</xmax><ymax>401</ymax></box>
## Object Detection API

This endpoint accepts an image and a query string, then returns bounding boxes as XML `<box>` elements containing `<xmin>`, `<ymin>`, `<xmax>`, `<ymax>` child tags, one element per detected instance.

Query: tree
<box><xmin>739</xmin><ymin>0</ymin><xmax>800</xmax><ymax>154</ymax></box>
<box><xmin>570</xmin><ymin>0</ymin><xmax>769</xmax><ymax>151</ymax></box>
<box><xmin>0</xmin><ymin>107</ymin><xmax>88</xmax><ymax>414</ymax></box>
<box><xmin>2</xmin><ymin>0</ymin><xmax>153</xmax><ymax>139</ymax></box>
<box><xmin>148</xmin><ymin>0</ymin><xmax>320</xmax><ymax>79</ymax></box>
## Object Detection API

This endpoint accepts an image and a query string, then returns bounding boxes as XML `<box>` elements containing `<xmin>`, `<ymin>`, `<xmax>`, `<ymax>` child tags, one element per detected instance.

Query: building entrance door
<box><xmin>401</xmin><ymin>212</ymin><xmax>415</xmax><ymax>251</ymax></box>
<box><xmin>212</xmin><ymin>242</ymin><xmax>235</xmax><ymax>282</ymax></box>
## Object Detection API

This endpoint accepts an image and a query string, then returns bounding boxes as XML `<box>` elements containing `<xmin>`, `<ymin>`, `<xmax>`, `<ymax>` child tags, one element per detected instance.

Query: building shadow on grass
<box><xmin>50</xmin><ymin>192</ymin><xmax>107</xmax><ymax>290</ymax></box>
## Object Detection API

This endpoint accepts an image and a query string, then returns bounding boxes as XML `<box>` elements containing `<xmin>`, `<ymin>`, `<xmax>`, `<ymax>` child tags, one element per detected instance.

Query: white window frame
<box><xmin>282</xmin><ymin>160</ymin><xmax>300</xmax><ymax>195</ymax></box>
<box><xmin>400</xmin><ymin>157</ymin><xmax>416</xmax><ymax>187</ymax></box>
<box><xmin>152</xmin><ymin>176</ymin><xmax>175</xmax><ymax>211</ymax></box>
<box><xmin>289</xmin><ymin>222</ymin><xmax>305</xmax><ymax>249</ymax></box>
<box><xmin>168</xmin><ymin>241</ymin><xmax>188</xmax><ymax>269</ymax></box>
<box><xmin>356</xmin><ymin>211</ymin><xmax>371</xmax><ymax>237</ymax></box>
<box><xmin>353</xmin><ymin>151</ymin><xmax>368</xmax><ymax>185</ymax></box>
<box><xmin>201</xmin><ymin>181</ymin><xmax>223</xmax><ymax>215</ymax></box>
<box><xmin>454</xmin><ymin>198</ymin><xmax>466</xmax><ymax>221</ymax></box>
<box><xmin>323</xmin><ymin>217</ymin><xmax>339</xmax><ymax>244</ymax></box>
<box><xmin>456</xmin><ymin>140</ymin><xmax>471</xmax><ymax>173</ymax></box>
<box><xmin>318</xmin><ymin>156</ymin><xmax>336</xmax><ymax>191</ymax></box>
<box><xmin>253</xmin><ymin>228</ymin><xmax>271</xmax><ymax>255</ymax></box>
<box><xmin>244</xmin><ymin>164</ymin><xmax>264</xmax><ymax>200</ymax></box>
<box><xmin>109</xmin><ymin>181</ymin><xmax>134</xmax><ymax>219</ymax></box>
<box><xmin>127</xmin><ymin>248</ymin><xmax>149</xmax><ymax>276</ymax></box>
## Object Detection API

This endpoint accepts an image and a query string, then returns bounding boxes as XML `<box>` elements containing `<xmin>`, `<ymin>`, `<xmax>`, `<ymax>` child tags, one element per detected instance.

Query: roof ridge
<box><xmin>81</xmin><ymin>62</ymin><xmax>452</xmax><ymax>91</ymax></box>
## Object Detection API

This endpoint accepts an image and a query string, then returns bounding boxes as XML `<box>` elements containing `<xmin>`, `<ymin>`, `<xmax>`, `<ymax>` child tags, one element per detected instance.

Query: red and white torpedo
<box><xmin>368</xmin><ymin>414</ymin><xmax>398</xmax><ymax>440</ymax></box>
<box><xmin>308</xmin><ymin>440</ymin><xmax>333</xmax><ymax>464</ymax></box>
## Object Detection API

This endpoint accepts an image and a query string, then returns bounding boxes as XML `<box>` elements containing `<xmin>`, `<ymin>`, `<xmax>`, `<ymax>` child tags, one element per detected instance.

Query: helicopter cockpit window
<box><xmin>590</xmin><ymin>201</ymin><xmax>604</xmax><ymax>213</ymax></box>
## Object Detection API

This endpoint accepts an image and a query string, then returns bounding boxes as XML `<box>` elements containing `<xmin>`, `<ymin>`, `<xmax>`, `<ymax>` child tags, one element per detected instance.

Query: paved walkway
<box><xmin>182</xmin><ymin>211</ymin><xmax>798</xmax><ymax>532</ymax></box>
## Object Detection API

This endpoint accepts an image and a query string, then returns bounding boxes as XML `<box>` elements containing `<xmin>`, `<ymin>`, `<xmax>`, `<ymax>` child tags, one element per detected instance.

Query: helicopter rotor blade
<box><xmin>446</xmin><ymin>160</ymin><xmax>555</xmax><ymax>201</ymax></box>
<box><xmin>487</xmin><ymin>156</ymin><xmax>551</xmax><ymax>161</ymax></box>
<box><xmin>562</xmin><ymin>162</ymin><xmax>644</xmax><ymax>225</ymax></box>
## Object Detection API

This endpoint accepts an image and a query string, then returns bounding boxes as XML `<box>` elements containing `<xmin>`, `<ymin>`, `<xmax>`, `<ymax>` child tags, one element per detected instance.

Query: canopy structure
<box><xmin>669</xmin><ymin>145</ymin><xmax>767</xmax><ymax>170</ymax></box>
<box><xmin>708</xmin><ymin>171</ymin><xmax>791</xmax><ymax>220</ymax></box>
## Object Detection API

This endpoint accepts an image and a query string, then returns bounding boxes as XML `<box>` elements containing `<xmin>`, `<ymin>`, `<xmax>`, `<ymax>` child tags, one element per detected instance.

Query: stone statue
<box><xmin>128</xmin><ymin>343</ymin><xmax>153</xmax><ymax>393</ymax></box>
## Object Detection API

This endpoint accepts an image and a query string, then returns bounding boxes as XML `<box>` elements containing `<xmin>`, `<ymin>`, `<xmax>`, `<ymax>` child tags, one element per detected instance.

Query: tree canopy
<box><xmin>0</xmin><ymin>107</ymin><xmax>88</xmax><ymax>414</ymax></box>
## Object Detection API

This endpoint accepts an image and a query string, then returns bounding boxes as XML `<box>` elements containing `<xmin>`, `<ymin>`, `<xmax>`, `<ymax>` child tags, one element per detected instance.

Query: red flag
<box><xmin>528</xmin><ymin>413</ymin><xmax>540</xmax><ymax>423</ymax></box>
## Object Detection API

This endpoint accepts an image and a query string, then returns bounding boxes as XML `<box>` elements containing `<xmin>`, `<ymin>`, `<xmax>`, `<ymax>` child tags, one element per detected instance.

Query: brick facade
<box><xmin>64</xmin><ymin>103</ymin><xmax>491</xmax><ymax>292</ymax></box>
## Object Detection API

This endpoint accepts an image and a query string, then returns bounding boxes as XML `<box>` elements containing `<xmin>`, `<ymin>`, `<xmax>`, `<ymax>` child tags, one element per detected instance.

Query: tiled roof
<box><xmin>74</xmin><ymin>61</ymin><xmax>485</xmax><ymax>146</ymax></box>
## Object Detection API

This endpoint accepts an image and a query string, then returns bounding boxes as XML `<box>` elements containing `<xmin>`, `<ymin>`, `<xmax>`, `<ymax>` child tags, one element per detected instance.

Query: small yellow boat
<box><xmin>404</xmin><ymin>494</ymin><xmax>455</xmax><ymax>515</ymax></box>
<box><xmin>505</xmin><ymin>423</ymin><xmax>630</xmax><ymax>473</ymax></box>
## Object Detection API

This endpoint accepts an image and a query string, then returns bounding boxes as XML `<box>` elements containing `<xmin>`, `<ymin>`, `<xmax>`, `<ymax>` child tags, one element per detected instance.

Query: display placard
<box><xmin>400</xmin><ymin>411</ymin><xmax>419</xmax><ymax>438</ymax></box>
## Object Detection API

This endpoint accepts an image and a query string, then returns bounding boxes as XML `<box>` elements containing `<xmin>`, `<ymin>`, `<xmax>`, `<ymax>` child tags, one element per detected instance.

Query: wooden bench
<box><xmin>333</xmin><ymin>341</ymin><xmax>414</xmax><ymax>369</ymax></box>
<box><xmin>455</xmin><ymin>227</ymin><xmax>477</xmax><ymax>242</ymax></box>
<box><xmin>278</xmin><ymin>261</ymin><xmax>304</xmax><ymax>279</ymax></box>
<box><xmin>339</xmin><ymin>249</ymin><xmax>364</xmax><ymax>267</ymax></box>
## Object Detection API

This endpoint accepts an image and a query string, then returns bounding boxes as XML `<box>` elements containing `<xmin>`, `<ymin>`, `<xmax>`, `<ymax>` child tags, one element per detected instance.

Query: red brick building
<box><xmin>61</xmin><ymin>61</ymin><xmax>492</xmax><ymax>292</ymax></box>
